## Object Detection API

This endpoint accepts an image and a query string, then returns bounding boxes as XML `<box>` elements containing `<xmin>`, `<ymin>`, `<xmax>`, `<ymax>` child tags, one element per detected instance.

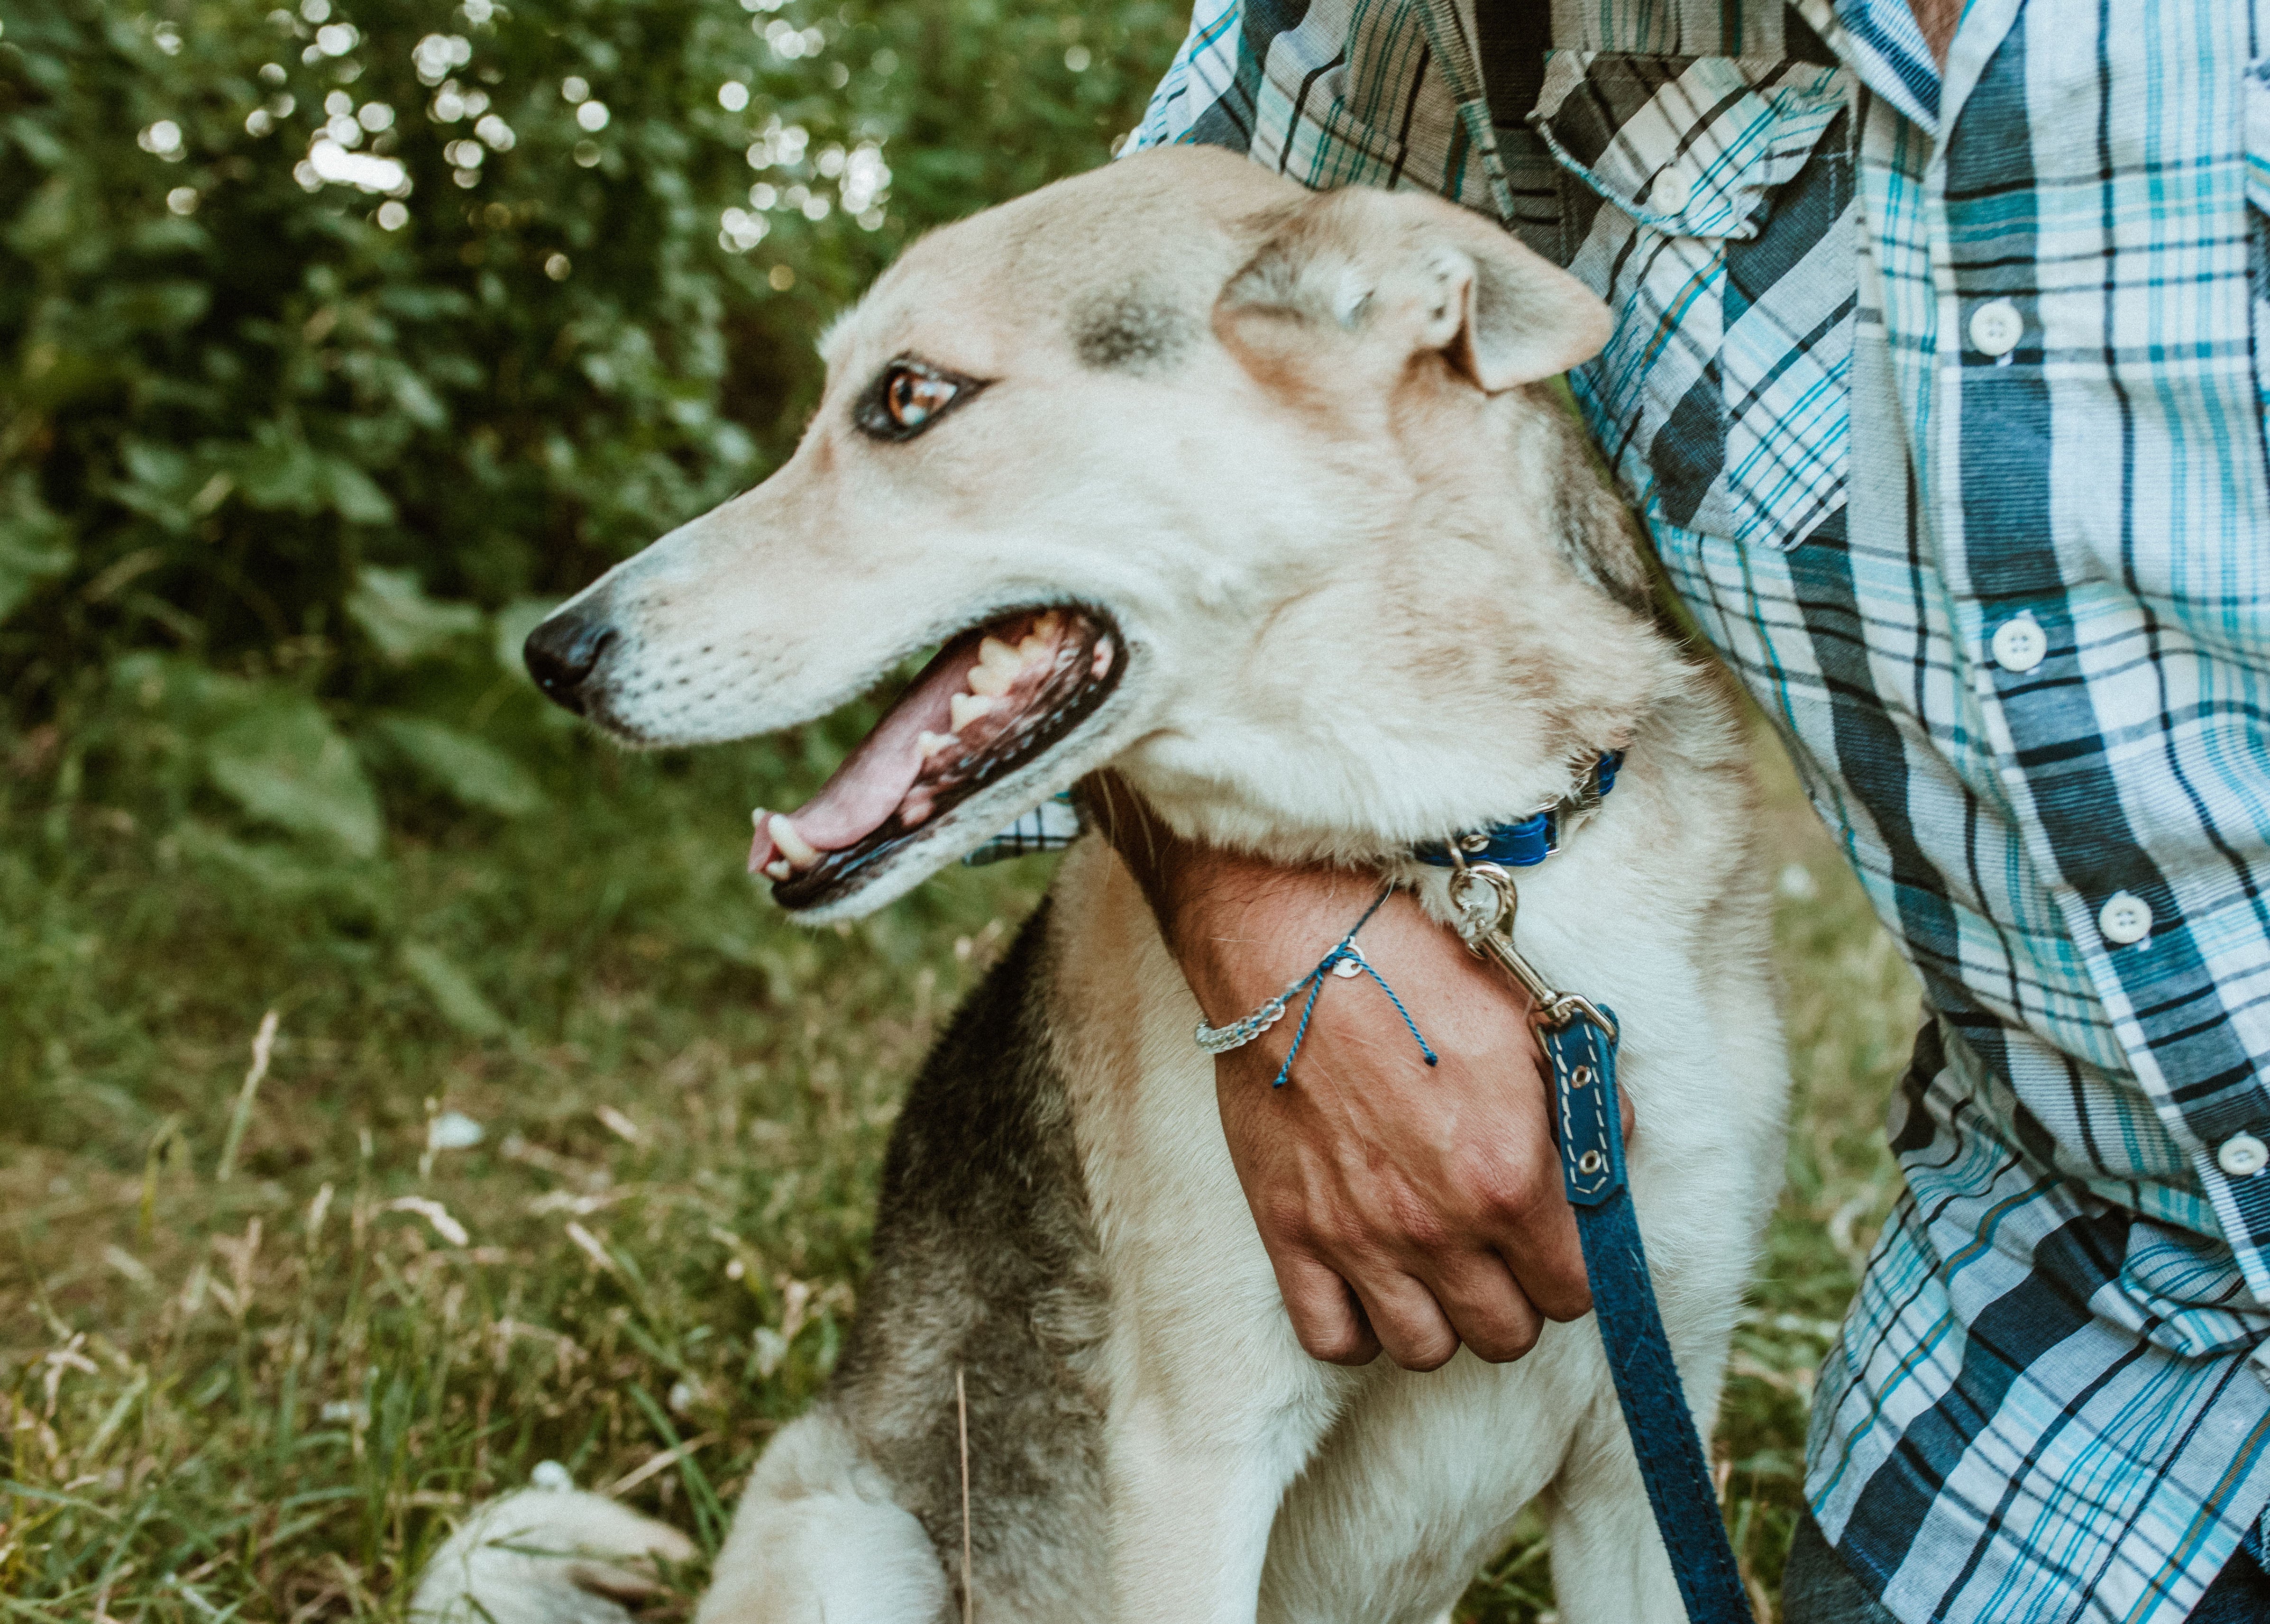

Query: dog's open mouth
<box><xmin>749</xmin><ymin>606</ymin><xmax>1121</xmax><ymax>909</ymax></box>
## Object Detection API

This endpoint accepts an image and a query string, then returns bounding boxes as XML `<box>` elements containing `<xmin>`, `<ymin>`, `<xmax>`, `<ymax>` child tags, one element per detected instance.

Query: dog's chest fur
<box><xmin>816</xmin><ymin>667</ymin><xmax>1783</xmax><ymax>1622</ymax></box>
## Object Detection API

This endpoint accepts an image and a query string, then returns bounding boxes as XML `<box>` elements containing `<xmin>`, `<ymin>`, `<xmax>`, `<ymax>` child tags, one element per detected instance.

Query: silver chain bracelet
<box><xmin>1194</xmin><ymin>960</ymin><xmax>1357</xmax><ymax>1055</ymax></box>
<box><xmin>1190</xmin><ymin>883</ymin><xmax>1437</xmax><ymax>1088</ymax></box>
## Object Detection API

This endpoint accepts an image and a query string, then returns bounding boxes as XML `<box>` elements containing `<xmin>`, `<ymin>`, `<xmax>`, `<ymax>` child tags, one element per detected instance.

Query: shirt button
<box><xmin>2219</xmin><ymin>1133</ymin><xmax>2269</xmax><ymax>1178</ymax></box>
<box><xmin>1649</xmin><ymin>169</ymin><xmax>1691</xmax><ymax>212</ymax></box>
<box><xmin>1990</xmin><ymin>614</ymin><xmax>2047</xmax><ymax>673</ymax></box>
<box><xmin>2097</xmin><ymin>891</ymin><xmax>2153</xmax><ymax>947</ymax></box>
<box><xmin>1969</xmin><ymin>299</ymin><xmax>2024</xmax><ymax>357</ymax></box>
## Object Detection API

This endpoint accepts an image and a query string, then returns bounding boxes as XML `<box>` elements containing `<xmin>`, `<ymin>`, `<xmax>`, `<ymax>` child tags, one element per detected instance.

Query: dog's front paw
<box><xmin>409</xmin><ymin>1487</ymin><xmax>697</xmax><ymax>1624</ymax></box>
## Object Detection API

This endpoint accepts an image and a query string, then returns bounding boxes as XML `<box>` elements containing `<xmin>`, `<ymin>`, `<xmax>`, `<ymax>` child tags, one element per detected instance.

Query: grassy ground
<box><xmin>0</xmin><ymin>699</ymin><xmax>1918</xmax><ymax>1621</ymax></box>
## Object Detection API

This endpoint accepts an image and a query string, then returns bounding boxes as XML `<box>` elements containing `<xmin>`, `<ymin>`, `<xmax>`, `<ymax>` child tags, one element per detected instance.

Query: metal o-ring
<box><xmin>1570</xmin><ymin>1065</ymin><xmax>1593</xmax><ymax>1088</ymax></box>
<box><xmin>1577</xmin><ymin>1149</ymin><xmax>1605</xmax><ymax>1175</ymax></box>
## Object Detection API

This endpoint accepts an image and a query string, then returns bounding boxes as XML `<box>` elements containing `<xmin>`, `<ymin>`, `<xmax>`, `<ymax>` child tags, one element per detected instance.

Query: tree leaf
<box><xmin>321</xmin><ymin>459</ymin><xmax>395</xmax><ymax>526</ymax></box>
<box><xmin>374</xmin><ymin>715</ymin><xmax>544</xmax><ymax>817</ymax></box>
<box><xmin>203</xmin><ymin>697</ymin><xmax>383</xmax><ymax>858</ymax></box>
<box><xmin>398</xmin><ymin>941</ymin><xmax>507</xmax><ymax>1038</ymax></box>
<box><xmin>229</xmin><ymin>435</ymin><xmax>326</xmax><ymax>513</ymax></box>
<box><xmin>0</xmin><ymin>473</ymin><xmax>73</xmax><ymax>625</ymax></box>
<box><xmin>346</xmin><ymin>566</ymin><xmax>484</xmax><ymax>664</ymax></box>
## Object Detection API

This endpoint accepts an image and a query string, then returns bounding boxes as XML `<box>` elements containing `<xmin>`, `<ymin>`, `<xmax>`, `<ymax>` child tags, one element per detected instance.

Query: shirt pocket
<box><xmin>1278</xmin><ymin>80</ymin><xmax>1410</xmax><ymax>189</ymax></box>
<box><xmin>1530</xmin><ymin>52</ymin><xmax>1857</xmax><ymax>551</ymax></box>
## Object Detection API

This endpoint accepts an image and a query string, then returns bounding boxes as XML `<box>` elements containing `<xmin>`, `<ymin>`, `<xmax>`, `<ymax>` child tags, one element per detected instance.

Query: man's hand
<box><xmin>1087</xmin><ymin>780</ymin><xmax>1605</xmax><ymax>1371</ymax></box>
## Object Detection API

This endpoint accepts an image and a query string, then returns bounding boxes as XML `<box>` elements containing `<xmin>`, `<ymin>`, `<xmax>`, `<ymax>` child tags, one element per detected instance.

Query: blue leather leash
<box><xmin>1446</xmin><ymin>858</ymin><xmax>1754</xmax><ymax>1624</ymax></box>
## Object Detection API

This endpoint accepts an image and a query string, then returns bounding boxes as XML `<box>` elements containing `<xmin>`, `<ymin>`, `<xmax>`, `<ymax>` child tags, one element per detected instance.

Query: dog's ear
<box><xmin>1215</xmin><ymin>188</ymin><xmax>1609</xmax><ymax>393</ymax></box>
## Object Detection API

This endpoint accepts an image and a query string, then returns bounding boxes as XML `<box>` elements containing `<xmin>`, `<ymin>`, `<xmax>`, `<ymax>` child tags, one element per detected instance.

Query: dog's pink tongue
<box><xmin>746</xmin><ymin>639</ymin><xmax>983</xmax><ymax>872</ymax></box>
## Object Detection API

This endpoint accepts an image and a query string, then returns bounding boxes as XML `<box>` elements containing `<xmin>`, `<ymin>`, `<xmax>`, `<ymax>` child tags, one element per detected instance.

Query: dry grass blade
<box><xmin>604</xmin><ymin>1433</ymin><xmax>715</xmax><ymax>1496</ymax></box>
<box><xmin>214</xmin><ymin>1008</ymin><xmax>279</xmax><ymax>1182</ymax></box>
<box><xmin>958</xmin><ymin>1366</ymin><xmax>974</xmax><ymax>1624</ymax></box>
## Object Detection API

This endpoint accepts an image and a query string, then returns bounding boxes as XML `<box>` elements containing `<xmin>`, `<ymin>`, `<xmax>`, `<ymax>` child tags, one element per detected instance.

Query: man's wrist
<box><xmin>1073</xmin><ymin>774</ymin><xmax>1448</xmax><ymax>1017</ymax></box>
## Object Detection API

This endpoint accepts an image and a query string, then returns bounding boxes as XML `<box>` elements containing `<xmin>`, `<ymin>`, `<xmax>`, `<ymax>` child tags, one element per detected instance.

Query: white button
<box><xmin>1990</xmin><ymin>614</ymin><xmax>2047</xmax><ymax>673</ymax></box>
<box><xmin>2219</xmin><ymin>1133</ymin><xmax>2269</xmax><ymax>1177</ymax></box>
<box><xmin>1969</xmin><ymin>299</ymin><xmax>2024</xmax><ymax>357</ymax></box>
<box><xmin>2097</xmin><ymin>890</ymin><xmax>2153</xmax><ymax>947</ymax></box>
<box><xmin>1649</xmin><ymin>169</ymin><xmax>1691</xmax><ymax>212</ymax></box>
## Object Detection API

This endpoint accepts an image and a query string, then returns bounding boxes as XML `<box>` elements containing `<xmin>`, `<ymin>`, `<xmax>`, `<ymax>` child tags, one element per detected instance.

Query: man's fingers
<box><xmin>1273</xmin><ymin>1251</ymin><xmax>1382</xmax><ymax>1366</ymax></box>
<box><xmin>1348</xmin><ymin>1270</ymin><xmax>1462</xmax><ymax>1372</ymax></box>
<box><xmin>1424</xmin><ymin>1253</ymin><xmax>1544</xmax><ymax>1364</ymax></box>
<box><xmin>1493</xmin><ymin>1206</ymin><xmax>1594</xmax><ymax>1324</ymax></box>
<box><xmin>1456</xmin><ymin>1143</ymin><xmax>1595</xmax><ymax>1324</ymax></box>
<box><xmin>1483</xmin><ymin>1070</ymin><xmax>1629</xmax><ymax>1324</ymax></box>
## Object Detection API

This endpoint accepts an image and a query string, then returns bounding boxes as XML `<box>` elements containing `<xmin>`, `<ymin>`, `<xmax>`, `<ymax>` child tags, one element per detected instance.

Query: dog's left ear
<box><xmin>1217</xmin><ymin>187</ymin><xmax>1610</xmax><ymax>392</ymax></box>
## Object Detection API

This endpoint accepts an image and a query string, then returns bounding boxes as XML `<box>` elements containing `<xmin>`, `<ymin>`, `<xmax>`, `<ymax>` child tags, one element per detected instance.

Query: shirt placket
<box><xmin>1919</xmin><ymin>0</ymin><xmax>2270</xmax><ymax>1341</ymax></box>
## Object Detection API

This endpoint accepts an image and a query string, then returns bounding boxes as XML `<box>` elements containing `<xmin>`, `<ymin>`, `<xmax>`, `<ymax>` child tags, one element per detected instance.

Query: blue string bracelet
<box><xmin>1191</xmin><ymin>884</ymin><xmax>1439</xmax><ymax>1088</ymax></box>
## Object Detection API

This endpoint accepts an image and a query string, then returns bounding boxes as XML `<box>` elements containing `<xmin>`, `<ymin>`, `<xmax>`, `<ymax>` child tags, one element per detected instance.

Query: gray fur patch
<box><xmin>1069</xmin><ymin>288</ymin><xmax>1193</xmax><ymax>373</ymax></box>
<box><xmin>824</xmin><ymin>903</ymin><xmax>1108</xmax><ymax>1618</ymax></box>
<box><xmin>1537</xmin><ymin>396</ymin><xmax>1655</xmax><ymax>615</ymax></box>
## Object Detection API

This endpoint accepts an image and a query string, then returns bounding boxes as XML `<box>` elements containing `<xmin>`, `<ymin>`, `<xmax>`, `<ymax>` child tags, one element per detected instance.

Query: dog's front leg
<box><xmin>1101</xmin><ymin>1286</ymin><xmax>1348</xmax><ymax>1624</ymax></box>
<box><xmin>1052</xmin><ymin>845</ymin><xmax>1354</xmax><ymax>1623</ymax></box>
<box><xmin>1086</xmin><ymin>1074</ymin><xmax>1350</xmax><ymax>1618</ymax></box>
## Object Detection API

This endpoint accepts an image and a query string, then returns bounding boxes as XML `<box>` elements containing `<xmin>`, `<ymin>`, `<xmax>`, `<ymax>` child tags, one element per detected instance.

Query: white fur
<box><xmin>409</xmin><ymin>1489</ymin><xmax>696</xmax><ymax>1624</ymax></box>
<box><xmin>702</xmin><ymin>1410</ymin><xmax>952</xmax><ymax>1623</ymax></box>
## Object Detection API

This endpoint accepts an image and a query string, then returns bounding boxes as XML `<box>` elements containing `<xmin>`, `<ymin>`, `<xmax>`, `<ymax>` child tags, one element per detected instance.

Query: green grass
<box><xmin>0</xmin><ymin>704</ymin><xmax>1917</xmax><ymax>1621</ymax></box>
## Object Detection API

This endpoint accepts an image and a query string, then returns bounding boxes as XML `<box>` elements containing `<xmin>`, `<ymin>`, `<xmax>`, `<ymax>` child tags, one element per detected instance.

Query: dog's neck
<box><xmin>1117</xmin><ymin>388</ymin><xmax>1685</xmax><ymax>868</ymax></box>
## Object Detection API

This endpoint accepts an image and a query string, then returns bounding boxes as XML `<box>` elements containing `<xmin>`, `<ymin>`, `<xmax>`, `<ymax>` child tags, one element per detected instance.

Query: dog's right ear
<box><xmin>1215</xmin><ymin>187</ymin><xmax>1609</xmax><ymax>397</ymax></box>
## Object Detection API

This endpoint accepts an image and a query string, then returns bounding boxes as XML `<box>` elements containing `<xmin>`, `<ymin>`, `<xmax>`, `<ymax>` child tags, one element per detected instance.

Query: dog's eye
<box><xmin>888</xmin><ymin>369</ymin><xmax>957</xmax><ymax>430</ymax></box>
<box><xmin>854</xmin><ymin>358</ymin><xmax>986</xmax><ymax>442</ymax></box>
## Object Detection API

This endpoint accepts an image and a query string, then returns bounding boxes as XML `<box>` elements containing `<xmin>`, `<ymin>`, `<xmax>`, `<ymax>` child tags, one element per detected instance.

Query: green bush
<box><xmin>0</xmin><ymin>0</ymin><xmax>1182</xmax><ymax>839</ymax></box>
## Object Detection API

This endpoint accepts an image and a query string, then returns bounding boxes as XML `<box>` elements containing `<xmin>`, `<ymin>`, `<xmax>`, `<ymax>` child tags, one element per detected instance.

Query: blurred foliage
<box><xmin>0</xmin><ymin>0</ymin><xmax>1181</xmax><ymax>849</ymax></box>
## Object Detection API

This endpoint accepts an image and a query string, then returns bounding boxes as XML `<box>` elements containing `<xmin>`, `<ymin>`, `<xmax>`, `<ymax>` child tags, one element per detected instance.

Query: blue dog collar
<box><xmin>1414</xmin><ymin>751</ymin><xmax>1623</xmax><ymax>869</ymax></box>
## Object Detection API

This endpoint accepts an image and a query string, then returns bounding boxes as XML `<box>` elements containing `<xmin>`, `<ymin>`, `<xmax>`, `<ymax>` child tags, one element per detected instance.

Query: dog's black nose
<box><xmin>523</xmin><ymin>613</ymin><xmax>616</xmax><ymax>716</ymax></box>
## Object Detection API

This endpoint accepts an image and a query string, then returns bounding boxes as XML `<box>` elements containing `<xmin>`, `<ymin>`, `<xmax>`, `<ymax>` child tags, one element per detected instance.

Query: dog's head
<box><xmin>526</xmin><ymin>147</ymin><xmax>1637</xmax><ymax>920</ymax></box>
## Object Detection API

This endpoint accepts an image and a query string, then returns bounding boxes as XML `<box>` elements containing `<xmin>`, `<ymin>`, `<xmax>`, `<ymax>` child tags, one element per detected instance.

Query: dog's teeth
<box><xmin>768</xmin><ymin>813</ymin><xmax>820</xmax><ymax>868</ymax></box>
<box><xmin>916</xmin><ymin>730</ymin><xmax>960</xmax><ymax>760</ymax></box>
<box><xmin>747</xmin><ymin>808</ymin><xmax>772</xmax><ymax>874</ymax></box>
<box><xmin>949</xmin><ymin>693</ymin><xmax>998</xmax><ymax>731</ymax></box>
<box><xmin>969</xmin><ymin>635</ymin><xmax>1025</xmax><ymax>695</ymax></box>
<box><xmin>1016</xmin><ymin>632</ymin><xmax>1051</xmax><ymax>664</ymax></box>
<box><xmin>1091</xmin><ymin>637</ymin><xmax>1114</xmax><ymax>678</ymax></box>
<box><xmin>762</xmin><ymin>858</ymin><xmax>792</xmax><ymax>881</ymax></box>
<box><xmin>1032</xmin><ymin>610</ymin><xmax>1061</xmax><ymax>641</ymax></box>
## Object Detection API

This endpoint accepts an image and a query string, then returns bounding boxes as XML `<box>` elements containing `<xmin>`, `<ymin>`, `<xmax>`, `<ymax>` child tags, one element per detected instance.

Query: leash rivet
<box><xmin>1577</xmin><ymin>1149</ymin><xmax>1605</xmax><ymax>1176</ymax></box>
<box><xmin>1570</xmin><ymin>1064</ymin><xmax>1593</xmax><ymax>1088</ymax></box>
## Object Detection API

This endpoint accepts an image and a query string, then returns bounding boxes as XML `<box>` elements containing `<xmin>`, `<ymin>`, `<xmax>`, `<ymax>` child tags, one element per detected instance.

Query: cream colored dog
<box><xmin>415</xmin><ymin>145</ymin><xmax>1787</xmax><ymax>1624</ymax></box>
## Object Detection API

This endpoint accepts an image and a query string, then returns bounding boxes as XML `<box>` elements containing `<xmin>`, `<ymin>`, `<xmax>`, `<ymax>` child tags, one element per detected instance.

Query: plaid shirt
<box><xmin>1116</xmin><ymin>0</ymin><xmax>2270</xmax><ymax>1618</ymax></box>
